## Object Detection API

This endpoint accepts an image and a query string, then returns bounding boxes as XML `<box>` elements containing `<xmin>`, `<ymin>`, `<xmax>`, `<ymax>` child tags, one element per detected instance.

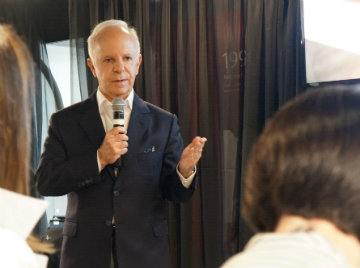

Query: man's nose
<box><xmin>113</xmin><ymin>60</ymin><xmax>124</xmax><ymax>73</ymax></box>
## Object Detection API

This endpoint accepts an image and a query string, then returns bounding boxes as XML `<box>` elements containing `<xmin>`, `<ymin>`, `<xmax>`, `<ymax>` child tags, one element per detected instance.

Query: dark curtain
<box><xmin>239</xmin><ymin>0</ymin><xmax>307</xmax><ymax>249</ymax></box>
<box><xmin>68</xmin><ymin>1</ymin><xmax>245</xmax><ymax>267</ymax></box>
<box><xmin>68</xmin><ymin>1</ymin><xmax>306</xmax><ymax>266</ymax></box>
<box><xmin>241</xmin><ymin>0</ymin><xmax>306</xmax><ymax>172</ymax></box>
<box><xmin>1</xmin><ymin>0</ymin><xmax>306</xmax><ymax>267</ymax></box>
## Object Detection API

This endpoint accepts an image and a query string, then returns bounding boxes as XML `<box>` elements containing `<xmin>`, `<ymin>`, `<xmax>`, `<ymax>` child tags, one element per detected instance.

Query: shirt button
<box><xmin>113</xmin><ymin>190</ymin><xmax>120</xmax><ymax>196</ymax></box>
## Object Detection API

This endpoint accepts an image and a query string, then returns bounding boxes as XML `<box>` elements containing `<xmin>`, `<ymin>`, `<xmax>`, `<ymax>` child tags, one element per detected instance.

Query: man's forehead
<box><xmin>119</xmin><ymin>25</ymin><xmax>130</xmax><ymax>34</ymax></box>
<box><xmin>92</xmin><ymin>26</ymin><xmax>140</xmax><ymax>57</ymax></box>
<box><xmin>98</xmin><ymin>25</ymin><xmax>130</xmax><ymax>38</ymax></box>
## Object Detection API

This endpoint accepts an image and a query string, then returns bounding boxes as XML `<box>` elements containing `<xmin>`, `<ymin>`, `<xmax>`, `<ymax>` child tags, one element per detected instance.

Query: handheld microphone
<box><xmin>112</xmin><ymin>98</ymin><xmax>126</xmax><ymax>168</ymax></box>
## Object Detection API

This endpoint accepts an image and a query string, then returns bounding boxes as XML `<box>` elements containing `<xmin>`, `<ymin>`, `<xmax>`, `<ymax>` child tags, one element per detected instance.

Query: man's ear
<box><xmin>87</xmin><ymin>58</ymin><xmax>97</xmax><ymax>78</ymax></box>
<box><xmin>135</xmin><ymin>54</ymin><xmax>142</xmax><ymax>75</ymax></box>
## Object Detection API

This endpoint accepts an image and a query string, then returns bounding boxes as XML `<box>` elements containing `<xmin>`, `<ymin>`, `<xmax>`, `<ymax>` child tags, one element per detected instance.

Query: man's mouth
<box><xmin>113</xmin><ymin>79</ymin><xmax>127</xmax><ymax>83</ymax></box>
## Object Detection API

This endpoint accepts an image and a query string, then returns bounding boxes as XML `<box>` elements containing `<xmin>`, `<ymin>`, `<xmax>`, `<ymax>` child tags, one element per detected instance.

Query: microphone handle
<box><xmin>113</xmin><ymin>122</ymin><xmax>123</xmax><ymax>168</ymax></box>
<box><xmin>114</xmin><ymin>158</ymin><xmax>122</xmax><ymax>168</ymax></box>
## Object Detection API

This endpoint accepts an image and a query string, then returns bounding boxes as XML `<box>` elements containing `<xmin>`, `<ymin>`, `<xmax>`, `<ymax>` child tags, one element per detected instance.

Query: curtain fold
<box><xmin>241</xmin><ymin>0</ymin><xmax>306</xmax><ymax>176</ymax></box>
<box><xmin>239</xmin><ymin>0</ymin><xmax>306</xmax><ymax>249</ymax></box>
<box><xmin>69</xmin><ymin>0</ymin><xmax>92</xmax><ymax>99</ymax></box>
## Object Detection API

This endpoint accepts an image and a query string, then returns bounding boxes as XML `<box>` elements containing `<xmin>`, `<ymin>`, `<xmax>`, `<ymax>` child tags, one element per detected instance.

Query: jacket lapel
<box><xmin>79</xmin><ymin>92</ymin><xmax>105</xmax><ymax>149</ymax></box>
<box><xmin>78</xmin><ymin>92</ymin><xmax>151</xmax><ymax>176</ymax></box>
<box><xmin>79</xmin><ymin>92</ymin><xmax>117</xmax><ymax>179</ymax></box>
<box><xmin>122</xmin><ymin>94</ymin><xmax>151</xmax><ymax>166</ymax></box>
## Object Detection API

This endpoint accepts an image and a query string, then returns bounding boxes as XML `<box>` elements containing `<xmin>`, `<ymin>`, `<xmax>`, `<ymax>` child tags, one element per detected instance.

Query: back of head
<box><xmin>243</xmin><ymin>85</ymin><xmax>360</xmax><ymax>239</ymax></box>
<box><xmin>0</xmin><ymin>24</ymin><xmax>34</xmax><ymax>195</ymax></box>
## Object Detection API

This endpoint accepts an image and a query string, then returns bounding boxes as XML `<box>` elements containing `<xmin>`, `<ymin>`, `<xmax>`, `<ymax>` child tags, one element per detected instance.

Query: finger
<box><xmin>192</xmin><ymin>136</ymin><xmax>207</xmax><ymax>146</ymax></box>
<box><xmin>108</xmin><ymin>128</ymin><xmax>121</xmax><ymax>138</ymax></box>
<box><xmin>192</xmin><ymin>141</ymin><xmax>205</xmax><ymax>152</ymax></box>
<box><xmin>112</xmin><ymin>126</ymin><xmax>127</xmax><ymax>135</ymax></box>
<box><xmin>115</xmin><ymin>134</ymin><xmax>129</xmax><ymax>142</ymax></box>
<box><xmin>119</xmin><ymin>147</ymin><xmax>128</xmax><ymax>156</ymax></box>
<box><xmin>118</xmin><ymin>141</ymin><xmax>128</xmax><ymax>149</ymax></box>
<box><xmin>197</xmin><ymin>137</ymin><xmax>207</xmax><ymax>146</ymax></box>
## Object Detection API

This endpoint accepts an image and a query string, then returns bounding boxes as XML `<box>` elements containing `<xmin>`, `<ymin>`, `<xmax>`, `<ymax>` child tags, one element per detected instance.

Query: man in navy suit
<box><xmin>35</xmin><ymin>19</ymin><xmax>207</xmax><ymax>268</ymax></box>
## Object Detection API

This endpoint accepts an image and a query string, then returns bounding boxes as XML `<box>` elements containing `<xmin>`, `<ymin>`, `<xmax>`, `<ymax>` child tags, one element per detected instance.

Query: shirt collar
<box><xmin>96</xmin><ymin>88</ymin><xmax>134</xmax><ymax>112</ymax></box>
<box><xmin>126</xmin><ymin>89</ymin><xmax>134</xmax><ymax>110</ymax></box>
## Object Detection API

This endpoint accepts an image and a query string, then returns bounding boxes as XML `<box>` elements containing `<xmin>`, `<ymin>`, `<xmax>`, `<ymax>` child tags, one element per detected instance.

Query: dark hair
<box><xmin>242</xmin><ymin>85</ymin><xmax>360</xmax><ymax>239</ymax></box>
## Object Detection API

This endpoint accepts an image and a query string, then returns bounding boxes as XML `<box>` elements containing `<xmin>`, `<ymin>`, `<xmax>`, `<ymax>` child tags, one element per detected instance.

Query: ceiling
<box><xmin>0</xmin><ymin>0</ymin><xmax>69</xmax><ymax>43</ymax></box>
<box><xmin>33</xmin><ymin>0</ymin><xmax>69</xmax><ymax>43</ymax></box>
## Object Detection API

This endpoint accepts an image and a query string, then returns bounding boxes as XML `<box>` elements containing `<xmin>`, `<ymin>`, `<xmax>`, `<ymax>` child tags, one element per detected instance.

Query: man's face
<box><xmin>87</xmin><ymin>26</ymin><xmax>142</xmax><ymax>101</ymax></box>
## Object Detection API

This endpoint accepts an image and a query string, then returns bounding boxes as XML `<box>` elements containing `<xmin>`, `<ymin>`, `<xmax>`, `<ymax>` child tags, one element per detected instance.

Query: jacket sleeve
<box><xmin>35</xmin><ymin>113</ymin><xmax>103</xmax><ymax>196</ymax></box>
<box><xmin>161</xmin><ymin>115</ymin><xmax>197</xmax><ymax>203</ymax></box>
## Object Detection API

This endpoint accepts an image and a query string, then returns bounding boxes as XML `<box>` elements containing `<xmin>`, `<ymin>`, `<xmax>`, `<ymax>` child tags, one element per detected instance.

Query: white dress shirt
<box><xmin>221</xmin><ymin>232</ymin><xmax>352</xmax><ymax>268</ymax></box>
<box><xmin>95</xmin><ymin>89</ymin><xmax>195</xmax><ymax>188</ymax></box>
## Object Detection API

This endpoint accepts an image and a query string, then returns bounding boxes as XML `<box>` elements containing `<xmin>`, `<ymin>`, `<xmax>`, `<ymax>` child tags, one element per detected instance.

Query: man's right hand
<box><xmin>98</xmin><ymin>127</ymin><xmax>128</xmax><ymax>169</ymax></box>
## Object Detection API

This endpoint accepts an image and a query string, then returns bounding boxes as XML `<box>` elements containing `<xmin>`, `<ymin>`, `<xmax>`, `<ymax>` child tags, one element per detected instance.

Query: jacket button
<box><xmin>105</xmin><ymin>220</ymin><xmax>112</xmax><ymax>226</ymax></box>
<box><xmin>113</xmin><ymin>190</ymin><xmax>120</xmax><ymax>196</ymax></box>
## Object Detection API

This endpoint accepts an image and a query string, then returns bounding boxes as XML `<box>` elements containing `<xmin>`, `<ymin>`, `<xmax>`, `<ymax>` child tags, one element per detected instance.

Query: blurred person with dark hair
<box><xmin>0</xmin><ymin>24</ymin><xmax>54</xmax><ymax>268</ymax></box>
<box><xmin>222</xmin><ymin>86</ymin><xmax>360</xmax><ymax>268</ymax></box>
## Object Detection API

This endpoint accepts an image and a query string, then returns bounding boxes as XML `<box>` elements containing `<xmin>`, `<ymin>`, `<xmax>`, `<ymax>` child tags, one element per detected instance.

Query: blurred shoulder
<box><xmin>0</xmin><ymin>228</ymin><xmax>47</xmax><ymax>268</ymax></box>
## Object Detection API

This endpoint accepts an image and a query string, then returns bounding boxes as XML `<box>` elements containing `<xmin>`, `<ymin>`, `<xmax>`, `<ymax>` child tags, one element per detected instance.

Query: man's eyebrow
<box><xmin>122</xmin><ymin>52</ymin><xmax>133</xmax><ymax>56</ymax></box>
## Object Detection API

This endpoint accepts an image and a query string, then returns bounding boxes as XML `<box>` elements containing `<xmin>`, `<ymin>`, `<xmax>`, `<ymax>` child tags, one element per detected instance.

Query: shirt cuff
<box><xmin>176</xmin><ymin>164</ymin><xmax>196</xmax><ymax>189</ymax></box>
<box><xmin>96</xmin><ymin>150</ymin><xmax>102</xmax><ymax>173</ymax></box>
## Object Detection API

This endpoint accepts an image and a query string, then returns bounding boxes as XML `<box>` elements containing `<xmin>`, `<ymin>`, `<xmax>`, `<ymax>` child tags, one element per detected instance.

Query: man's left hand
<box><xmin>178</xmin><ymin>136</ymin><xmax>207</xmax><ymax>177</ymax></box>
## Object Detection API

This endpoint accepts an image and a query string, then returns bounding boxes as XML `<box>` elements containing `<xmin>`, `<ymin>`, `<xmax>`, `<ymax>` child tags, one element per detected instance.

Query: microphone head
<box><xmin>112</xmin><ymin>97</ymin><xmax>126</xmax><ymax>112</ymax></box>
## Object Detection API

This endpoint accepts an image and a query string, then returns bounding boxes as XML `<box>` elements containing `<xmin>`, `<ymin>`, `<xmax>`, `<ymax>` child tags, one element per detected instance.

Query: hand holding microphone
<box><xmin>98</xmin><ymin>98</ymin><xmax>128</xmax><ymax>170</ymax></box>
<box><xmin>112</xmin><ymin>98</ymin><xmax>127</xmax><ymax>168</ymax></box>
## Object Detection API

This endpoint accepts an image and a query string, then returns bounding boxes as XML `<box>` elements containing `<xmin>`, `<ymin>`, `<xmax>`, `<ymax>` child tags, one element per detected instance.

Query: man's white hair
<box><xmin>87</xmin><ymin>19</ymin><xmax>140</xmax><ymax>60</ymax></box>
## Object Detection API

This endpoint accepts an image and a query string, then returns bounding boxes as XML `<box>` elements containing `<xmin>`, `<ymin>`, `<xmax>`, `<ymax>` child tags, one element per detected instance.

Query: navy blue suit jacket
<box><xmin>35</xmin><ymin>91</ymin><xmax>196</xmax><ymax>268</ymax></box>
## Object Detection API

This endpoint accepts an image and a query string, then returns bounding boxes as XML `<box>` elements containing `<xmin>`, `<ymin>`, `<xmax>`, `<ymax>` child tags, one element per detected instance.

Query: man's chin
<box><xmin>113</xmin><ymin>89</ymin><xmax>131</xmax><ymax>99</ymax></box>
